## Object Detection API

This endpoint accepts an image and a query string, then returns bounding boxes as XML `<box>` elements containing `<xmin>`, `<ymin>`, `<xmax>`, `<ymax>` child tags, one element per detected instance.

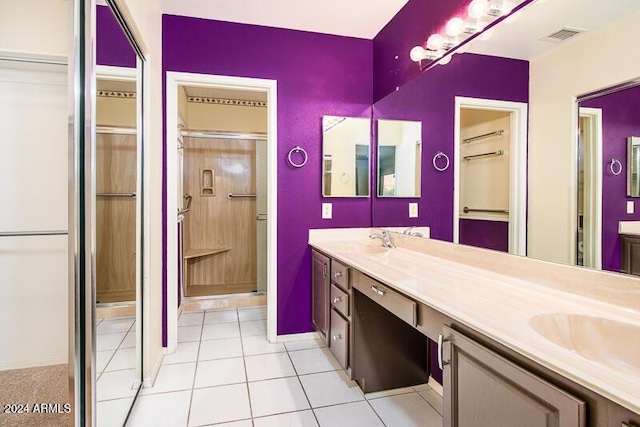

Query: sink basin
<box><xmin>529</xmin><ymin>313</ymin><xmax>640</xmax><ymax>375</ymax></box>
<box><xmin>324</xmin><ymin>242</ymin><xmax>388</xmax><ymax>255</ymax></box>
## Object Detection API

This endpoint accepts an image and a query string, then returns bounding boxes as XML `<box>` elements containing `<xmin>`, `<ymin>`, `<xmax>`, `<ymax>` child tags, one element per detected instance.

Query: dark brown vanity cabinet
<box><xmin>311</xmin><ymin>250</ymin><xmax>330</xmax><ymax>343</ymax></box>
<box><xmin>328</xmin><ymin>259</ymin><xmax>350</xmax><ymax>371</ymax></box>
<box><xmin>621</xmin><ymin>234</ymin><xmax>640</xmax><ymax>276</ymax></box>
<box><xmin>442</xmin><ymin>326</ymin><xmax>586</xmax><ymax>427</ymax></box>
<box><xmin>311</xmin><ymin>250</ymin><xmax>351</xmax><ymax>368</ymax></box>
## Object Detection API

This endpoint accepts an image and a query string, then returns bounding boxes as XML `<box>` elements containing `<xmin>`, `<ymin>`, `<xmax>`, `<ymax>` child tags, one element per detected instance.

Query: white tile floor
<box><xmin>124</xmin><ymin>306</ymin><xmax>443</xmax><ymax>427</ymax></box>
<box><xmin>96</xmin><ymin>316</ymin><xmax>138</xmax><ymax>427</ymax></box>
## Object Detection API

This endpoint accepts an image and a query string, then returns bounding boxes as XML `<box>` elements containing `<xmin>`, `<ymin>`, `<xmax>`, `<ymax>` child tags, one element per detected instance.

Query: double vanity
<box><xmin>309</xmin><ymin>228</ymin><xmax>640</xmax><ymax>427</ymax></box>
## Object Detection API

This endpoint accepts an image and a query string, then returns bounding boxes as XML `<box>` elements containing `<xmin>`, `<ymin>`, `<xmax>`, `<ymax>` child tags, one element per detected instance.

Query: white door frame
<box><xmin>165</xmin><ymin>72</ymin><xmax>278</xmax><ymax>351</ymax></box>
<box><xmin>453</xmin><ymin>97</ymin><xmax>528</xmax><ymax>255</ymax></box>
<box><xmin>578</xmin><ymin>107</ymin><xmax>603</xmax><ymax>269</ymax></box>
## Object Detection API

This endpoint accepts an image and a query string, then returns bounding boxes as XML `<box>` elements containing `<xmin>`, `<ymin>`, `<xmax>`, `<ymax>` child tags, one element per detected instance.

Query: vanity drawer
<box><xmin>330</xmin><ymin>284</ymin><xmax>349</xmax><ymax>317</ymax></box>
<box><xmin>353</xmin><ymin>273</ymin><xmax>416</xmax><ymax>327</ymax></box>
<box><xmin>331</xmin><ymin>260</ymin><xmax>350</xmax><ymax>290</ymax></box>
<box><xmin>330</xmin><ymin>308</ymin><xmax>349</xmax><ymax>370</ymax></box>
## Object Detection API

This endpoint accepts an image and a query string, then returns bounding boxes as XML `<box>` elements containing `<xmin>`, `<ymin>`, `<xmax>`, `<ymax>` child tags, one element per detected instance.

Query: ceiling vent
<box><xmin>541</xmin><ymin>27</ymin><xmax>585</xmax><ymax>43</ymax></box>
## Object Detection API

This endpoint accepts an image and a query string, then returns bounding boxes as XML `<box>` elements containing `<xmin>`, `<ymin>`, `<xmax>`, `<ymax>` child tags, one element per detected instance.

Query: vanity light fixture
<box><xmin>410</xmin><ymin>0</ymin><xmax>524</xmax><ymax>66</ymax></box>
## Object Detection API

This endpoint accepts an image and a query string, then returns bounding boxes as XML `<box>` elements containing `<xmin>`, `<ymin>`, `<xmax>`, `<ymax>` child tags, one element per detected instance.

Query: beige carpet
<box><xmin>0</xmin><ymin>364</ymin><xmax>70</xmax><ymax>427</ymax></box>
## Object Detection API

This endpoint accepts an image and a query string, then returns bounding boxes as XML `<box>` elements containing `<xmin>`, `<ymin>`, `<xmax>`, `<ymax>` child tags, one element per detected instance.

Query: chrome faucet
<box><xmin>403</xmin><ymin>226</ymin><xmax>424</xmax><ymax>237</ymax></box>
<box><xmin>369</xmin><ymin>230</ymin><xmax>395</xmax><ymax>248</ymax></box>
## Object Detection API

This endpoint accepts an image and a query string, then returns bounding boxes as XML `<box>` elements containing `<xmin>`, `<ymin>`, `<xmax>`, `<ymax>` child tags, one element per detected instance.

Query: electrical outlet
<box><xmin>409</xmin><ymin>203</ymin><xmax>418</xmax><ymax>218</ymax></box>
<box><xmin>322</xmin><ymin>203</ymin><xmax>333</xmax><ymax>219</ymax></box>
<box><xmin>627</xmin><ymin>200</ymin><xmax>635</xmax><ymax>214</ymax></box>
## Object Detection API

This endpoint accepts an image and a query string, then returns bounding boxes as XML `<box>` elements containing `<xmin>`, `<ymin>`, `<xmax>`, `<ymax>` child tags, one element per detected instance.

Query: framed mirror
<box><xmin>377</xmin><ymin>119</ymin><xmax>422</xmax><ymax>197</ymax></box>
<box><xmin>322</xmin><ymin>115</ymin><xmax>371</xmax><ymax>197</ymax></box>
<box><xmin>628</xmin><ymin>137</ymin><xmax>640</xmax><ymax>197</ymax></box>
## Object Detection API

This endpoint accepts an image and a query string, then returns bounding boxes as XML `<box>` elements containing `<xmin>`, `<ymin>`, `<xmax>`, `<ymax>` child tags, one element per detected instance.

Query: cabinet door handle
<box><xmin>332</xmin><ymin>297</ymin><xmax>342</xmax><ymax>304</ymax></box>
<box><xmin>323</xmin><ymin>262</ymin><xmax>327</xmax><ymax>277</ymax></box>
<box><xmin>334</xmin><ymin>270</ymin><xmax>342</xmax><ymax>278</ymax></box>
<box><xmin>438</xmin><ymin>333</ymin><xmax>450</xmax><ymax>370</ymax></box>
<box><xmin>370</xmin><ymin>285</ymin><xmax>386</xmax><ymax>296</ymax></box>
<box><xmin>332</xmin><ymin>333</ymin><xmax>343</xmax><ymax>341</ymax></box>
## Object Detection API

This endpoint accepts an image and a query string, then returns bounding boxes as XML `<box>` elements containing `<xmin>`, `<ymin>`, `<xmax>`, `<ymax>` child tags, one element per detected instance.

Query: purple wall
<box><xmin>459</xmin><ymin>219</ymin><xmax>509</xmax><ymax>252</ymax></box>
<box><xmin>373</xmin><ymin>0</ymin><xmax>471</xmax><ymax>102</ymax></box>
<box><xmin>162</xmin><ymin>15</ymin><xmax>373</xmax><ymax>339</ymax></box>
<box><xmin>372</xmin><ymin>53</ymin><xmax>529</xmax><ymax>241</ymax></box>
<box><xmin>582</xmin><ymin>86</ymin><xmax>640</xmax><ymax>272</ymax></box>
<box><xmin>96</xmin><ymin>5</ymin><xmax>137</xmax><ymax>68</ymax></box>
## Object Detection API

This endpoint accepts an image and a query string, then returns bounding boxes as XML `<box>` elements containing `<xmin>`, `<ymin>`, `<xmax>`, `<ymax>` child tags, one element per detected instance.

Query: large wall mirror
<box><xmin>95</xmin><ymin>2</ymin><xmax>145</xmax><ymax>425</ymax></box>
<box><xmin>577</xmin><ymin>82</ymin><xmax>640</xmax><ymax>272</ymax></box>
<box><xmin>372</xmin><ymin>0</ymin><xmax>640</xmax><ymax>276</ymax></box>
<box><xmin>322</xmin><ymin>115</ymin><xmax>371</xmax><ymax>197</ymax></box>
<box><xmin>377</xmin><ymin>119</ymin><xmax>422</xmax><ymax>197</ymax></box>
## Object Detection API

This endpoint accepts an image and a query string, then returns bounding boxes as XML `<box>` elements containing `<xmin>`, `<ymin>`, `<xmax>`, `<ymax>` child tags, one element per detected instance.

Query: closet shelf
<box><xmin>184</xmin><ymin>248</ymin><xmax>231</xmax><ymax>260</ymax></box>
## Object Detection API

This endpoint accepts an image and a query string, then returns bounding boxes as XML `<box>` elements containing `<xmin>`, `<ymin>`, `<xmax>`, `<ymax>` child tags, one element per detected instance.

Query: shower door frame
<box><xmin>165</xmin><ymin>72</ymin><xmax>278</xmax><ymax>351</ymax></box>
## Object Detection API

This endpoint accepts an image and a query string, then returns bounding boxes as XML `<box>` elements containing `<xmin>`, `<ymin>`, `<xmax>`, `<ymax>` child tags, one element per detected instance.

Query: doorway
<box><xmin>166</xmin><ymin>73</ymin><xmax>278</xmax><ymax>351</ymax></box>
<box><xmin>576</xmin><ymin>108</ymin><xmax>603</xmax><ymax>268</ymax></box>
<box><xmin>454</xmin><ymin>97</ymin><xmax>527</xmax><ymax>255</ymax></box>
<box><xmin>177</xmin><ymin>86</ymin><xmax>267</xmax><ymax>298</ymax></box>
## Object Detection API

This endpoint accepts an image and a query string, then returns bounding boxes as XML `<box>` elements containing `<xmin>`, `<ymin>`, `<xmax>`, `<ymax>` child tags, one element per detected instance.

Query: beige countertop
<box><xmin>619</xmin><ymin>221</ymin><xmax>640</xmax><ymax>235</ymax></box>
<box><xmin>309</xmin><ymin>228</ymin><xmax>640</xmax><ymax>415</ymax></box>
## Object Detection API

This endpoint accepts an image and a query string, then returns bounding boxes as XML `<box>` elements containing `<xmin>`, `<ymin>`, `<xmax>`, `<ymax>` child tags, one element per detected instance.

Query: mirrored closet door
<box><xmin>94</xmin><ymin>1</ymin><xmax>146</xmax><ymax>425</ymax></box>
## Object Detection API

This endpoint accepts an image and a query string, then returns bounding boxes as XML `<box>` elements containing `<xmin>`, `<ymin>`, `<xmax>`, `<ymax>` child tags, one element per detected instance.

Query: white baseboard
<box><xmin>428</xmin><ymin>376</ymin><xmax>443</xmax><ymax>396</ymax></box>
<box><xmin>276</xmin><ymin>331</ymin><xmax>319</xmax><ymax>343</ymax></box>
<box><xmin>0</xmin><ymin>356</ymin><xmax>68</xmax><ymax>371</ymax></box>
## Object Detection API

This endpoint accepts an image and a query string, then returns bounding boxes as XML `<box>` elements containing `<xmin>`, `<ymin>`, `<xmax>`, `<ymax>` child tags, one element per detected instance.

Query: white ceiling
<box><xmin>467</xmin><ymin>0</ymin><xmax>640</xmax><ymax>60</ymax></box>
<box><xmin>159</xmin><ymin>0</ymin><xmax>408</xmax><ymax>39</ymax></box>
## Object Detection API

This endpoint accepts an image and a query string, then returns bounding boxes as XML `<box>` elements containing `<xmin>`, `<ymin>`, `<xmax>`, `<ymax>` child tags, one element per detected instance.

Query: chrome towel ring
<box><xmin>610</xmin><ymin>158</ymin><xmax>622</xmax><ymax>176</ymax></box>
<box><xmin>432</xmin><ymin>151</ymin><xmax>450</xmax><ymax>172</ymax></box>
<box><xmin>288</xmin><ymin>146</ymin><xmax>308</xmax><ymax>168</ymax></box>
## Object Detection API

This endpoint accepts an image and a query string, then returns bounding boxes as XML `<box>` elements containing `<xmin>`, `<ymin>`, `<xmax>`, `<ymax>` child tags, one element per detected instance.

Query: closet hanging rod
<box><xmin>181</xmin><ymin>130</ymin><xmax>267</xmax><ymax>141</ymax></box>
<box><xmin>463</xmin><ymin>129</ymin><xmax>504</xmax><ymax>144</ymax></box>
<box><xmin>227</xmin><ymin>193</ymin><xmax>256</xmax><ymax>199</ymax></box>
<box><xmin>463</xmin><ymin>149</ymin><xmax>504</xmax><ymax>161</ymax></box>
<box><xmin>463</xmin><ymin>207</ymin><xmax>509</xmax><ymax>214</ymax></box>
<box><xmin>97</xmin><ymin>192</ymin><xmax>137</xmax><ymax>198</ymax></box>
<box><xmin>0</xmin><ymin>230</ymin><xmax>68</xmax><ymax>237</ymax></box>
<box><xmin>96</xmin><ymin>126</ymin><xmax>137</xmax><ymax>135</ymax></box>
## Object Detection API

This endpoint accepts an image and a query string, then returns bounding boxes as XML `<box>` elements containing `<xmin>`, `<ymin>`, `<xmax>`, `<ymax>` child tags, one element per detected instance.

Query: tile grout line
<box><xmin>184</xmin><ymin>310</ymin><xmax>205</xmax><ymax>427</ymax></box>
<box><xmin>284</xmin><ymin>341</ymin><xmax>322</xmax><ymax>426</ymax></box>
<box><xmin>236</xmin><ymin>307</ymin><xmax>257</xmax><ymax>425</ymax></box>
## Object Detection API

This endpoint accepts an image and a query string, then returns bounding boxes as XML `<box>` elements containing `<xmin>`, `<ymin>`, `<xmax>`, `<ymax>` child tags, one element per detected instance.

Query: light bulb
<box><xmin>427</xmin><ymin>34</ymin><xmax>445</xmax><ymax>51</ymax></box>
<box><xmin>463</xmin><ymin>19</ymin><xmax>482</xmax><ymax>34</ymax></box>
<box><xmin>410</xmin><ymin>45</ymin><xmax>427</xmax><ymax>62</ymax></box>
<box><xmin>446</xmin><ymin>17</ymin><xmax>465</xmax><ymax>37</ymax></box>
<box><xmin>468</xmin><ymin>0</ymin><xmax>489</xmax><ymax>19</ymax></box>
<box><xmin>438</xmin><ymin>55</ymin><xmax>453</xmax><ymax>66</ymax></box>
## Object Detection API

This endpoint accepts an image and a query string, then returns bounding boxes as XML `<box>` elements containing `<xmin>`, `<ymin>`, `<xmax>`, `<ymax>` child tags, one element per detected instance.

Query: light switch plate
<box><xmin>627</xmin><ymin>200</ymin><xmax>635</xmax><ymax>214</ymax></box>
<box><xmin>322</xmin><ymin>203</ymin><xmax>333</xmax><ymax>219</ymax></box>
<box><xmin>409</xmin><ymin>202</ymin><xmax>418</xmax><ymax>218</ymax></box>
